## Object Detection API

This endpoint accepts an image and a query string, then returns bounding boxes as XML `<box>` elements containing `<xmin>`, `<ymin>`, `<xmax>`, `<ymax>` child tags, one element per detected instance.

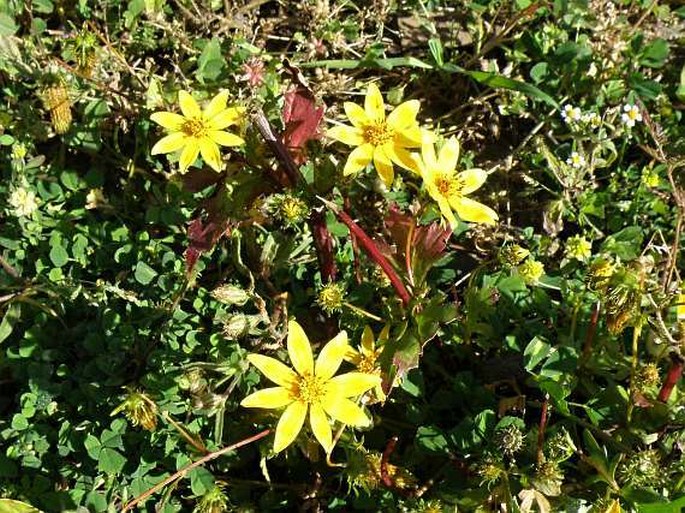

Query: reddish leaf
<box><xmin>384</xmin><ymin>206</ymin><xmax>451</xmax><ymax>287</ymax></box>
<box><xmin>184</xmin><ymin>193</ymin><xmax>233</xmax><ymax>273</ymax></box>
<box><xmin>281</xmin><ymin>87</ymin><xmax>324</xmax><ymax>164</ymax></box>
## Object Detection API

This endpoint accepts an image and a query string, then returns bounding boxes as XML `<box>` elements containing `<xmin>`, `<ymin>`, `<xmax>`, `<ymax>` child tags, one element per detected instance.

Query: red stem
<box><xmin>658</xmin><ymin>355</ymin><xmax>684</xmax><ymax>403</ymax></box>
<box><xmin>325</xmin><ymin>203</ymin><xmax>411</xmax><ymax>306</ymax></box>
<box><xmin>536</xmin><ymin>395</ymin><xmax>549</xmax><ymax>466</ymax></box>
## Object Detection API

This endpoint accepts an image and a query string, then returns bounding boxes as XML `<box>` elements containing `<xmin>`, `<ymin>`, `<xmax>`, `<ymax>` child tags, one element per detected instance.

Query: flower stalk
<box><xmin>319</xmin><ymin>197</ymin><xmax>412</xmax><ymax>307</ymax></box>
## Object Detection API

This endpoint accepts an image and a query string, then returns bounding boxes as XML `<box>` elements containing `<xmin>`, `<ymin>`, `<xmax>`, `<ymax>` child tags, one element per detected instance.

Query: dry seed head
<box><xmin>317</xmin><ymin>282</ymin><xmax>345</xmax><ymax>315</ymax></box>
<box><xmin>42</xmin><ymin>84</ymin><xmax>72</xmax><ymax>134</ymax></box>
<box><xmin>113</xmin><ymin>391</ymin><xmax>157</xmax><ymax>431</ymax></box>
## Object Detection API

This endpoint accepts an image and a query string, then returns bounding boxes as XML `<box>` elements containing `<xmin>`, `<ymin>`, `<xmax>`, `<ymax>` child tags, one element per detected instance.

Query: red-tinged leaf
<box><xmin>282</xmin><ymin>87</ymin><xmax>324</xmax><ymax>164</ymax></box>
<box><xmin>309</xmin><ymin>208</ymin><xmax>337</xmax><ymax>282</ymax></box>
<box><xmin>384</xmin><ymin>206</ymin><xmax>451</xmax><ymax>287</ymax></box>
<box><xmin>184</xmin><ymin>193</ymin><xmax>234</xmax><ymax>273</ymax></box>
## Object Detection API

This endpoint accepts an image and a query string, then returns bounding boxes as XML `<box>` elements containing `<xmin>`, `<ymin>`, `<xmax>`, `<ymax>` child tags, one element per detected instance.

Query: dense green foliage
<box><xmin>1</xmin><ymin>0</ymin><xmax>684</xmax><ymax>512</ymax></box>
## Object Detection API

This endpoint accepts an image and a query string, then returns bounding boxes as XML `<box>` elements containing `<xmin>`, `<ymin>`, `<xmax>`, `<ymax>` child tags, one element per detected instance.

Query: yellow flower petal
<box><xmin>394</xmin><ymin>125</ymin><xmax>423</xmax><ymax>147</ymax></box>
<box><xmin>373</xmin><ymin>146</ymin><xmax>394</xmax><ymax>186</ymax></box>
<box><xmin>364</xmin><ymin>83</ymin><xmax>385</xmax><ymax>122</ymax></box>
<box><xmin>327</xmin><ymin>125</ymin><xmax>364</xmax><ymax>146</ymax></box>
<box><xmin>343</xmin><ymin>347</ymin><xmax>361</xmax><ymax>364</ymax></box>
<box><xmin>150</xmin><ymin>112</ymin><xmax>185</xmax><ymax>131</ymax></box>
<box><xmin>204</xmin><ymin>90</ymin><xmax>229</xmax><ymax>120</ymax></box>
<box><xmin>344</xmin><ymin>102</ymin><xmax>368</xmax><ymax>128</ymax></box>
<box><xmin>326</xmin><ymin>372</ymin><xmax>381</xmax><ymax>398</ymax></box>
<box><xmin>378</xmin><ymin>325</ymin><xmax>390</xmax><ymax>343</ymax></box>
<box><xmin>178</xmin><ymin>142</ymin><xmax>200</xmax><ymax>173</ymax></box>
<box><xmin>287</xmin><ymin>320</ymin><xmax>314</xmax><ymax>376</ymax></box>
<box><xmin>453</xmin><ymin>197</ymin><xmax>498</xmax><ymax>225</ymax></box>
<box><xmin>321</xmin><ymin>396</ymin><xmax>370</xmax><ymax>426</ymax></box>
<box><xmin>343</xmin><ymin>143</ymin><xmax>373</xmax><ymax>176</ymax></box>
<box><xmin>315</xmin><ymin>331</ymin><xmax>348</xmax><ymax>381</ymax></box>
<box><xmin>361</xmin><ymin>326</ymin><xmax>375</xmax><ymax>355</ymax></box>
<box><xmin>247</xmin><ymin>354</ymin><xmax>298</xmax><ymax>388</ymax></box>
<box><xmin>209</xmin><ymin>107</ymin><xmax>245</xmax><ymax>130</ymax></box>
<box><xmin>151</xmin><ymin>132</ymin><xmax>186</xmax><ymax>155</ymax></box>
<box><xmin>241</xmin><ymin>387</ymin><xmax>293</xmax><ymax>409</ymax></box>
<box><xmin>209</xmin><ymin>130</ymin><xmax>244</xmax><ymax>147</ymax></box>
<box><xmin>309</xmin><ymin>404</ymin><xmax>333</xmax><ymax>453</ymax></box>
<box><xmin>421</xmin><ymin>141</ymin><xmax>438</xmax><ymax>170</ymax></box>
<box><xmin>387</xmin><ymin>99</ymin><xmax>420</xmax><ymax>130</ymax></box>
<box><xmin>384</xmin><ymin>144</ymin><xmax>418</xmax><ymax>173</ymax></box>
<box><xmin>273</xmin><ymin>400</ymin><xmax>307</xmax><ymax>452</ymax></box>
<box><xmin>178</xmin><ymin>90</ymin><xmax>201</xmax><ymax>119</ymax></box>
<box><xmin>437</xmin><ymin>197</ymin><xmax>459</xmax><ymax>228</ymax></box>
<box><xmin>199</xmin><ymin>138</ymin><xmax>222</xmax><ymax>172</ymax></box>
<box><xmin>437</xmin><ymin>137</ymin><xmax>460</xmax><ymax>172</ymax></box>
<box><xmin>459</xmin><ymin>168</ymin><xmax>487</xmax><ymax>195</ymax></box>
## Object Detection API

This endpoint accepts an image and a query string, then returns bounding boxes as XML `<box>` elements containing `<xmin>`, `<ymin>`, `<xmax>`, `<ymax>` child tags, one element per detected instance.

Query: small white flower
<box><xmin>621</xmin><ymin>104</ymin><xmax>642</xmax><ymax>127</ymax></box>
<box><xmin>566</xmin><ymin>151</ymin><xmax>585</xmax><ymax>169</ymax></box>
<box><xmin>561</xmin><ymin>104</ymin><xmax>582</xmax><ymax>123</ymax></box>
<box><xmin>9</xmin><ymin>187</ymin><xmax>39</xmax><ymax>217</ymax></box>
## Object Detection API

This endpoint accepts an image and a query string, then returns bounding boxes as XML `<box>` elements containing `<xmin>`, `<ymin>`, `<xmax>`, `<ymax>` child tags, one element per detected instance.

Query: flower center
<box><xmin>357</xmin><ymin>354</ymin><xmax>379</xmax><ymax>375</ymax></box>
<box><xmin>434</xmin><ymin>173</ymin><xmax>463</xmax><ymax>199</ymax></box>
<box><xmin>182</xmin><ymin>117</ymin><xmax>209</xmax><ymax>138</ymax></box>
<box><xmin>362</xmin><ymin>122</ymin><xmax>393</xmax><ymax>146</ymax></box>
<box><xmin>293</xmin><ymin>372</ymin><xmax>325</xmax><ymax>404</ymax></box>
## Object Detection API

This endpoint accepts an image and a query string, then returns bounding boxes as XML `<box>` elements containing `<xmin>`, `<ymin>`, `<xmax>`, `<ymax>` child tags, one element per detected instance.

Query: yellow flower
<box><xmin>565</xmin><ymin>235</ymin><xmax>592</xmax><ymax>262</ymax></box>
<box><xmin>150</xmin><ymin>90</ymin><xmax>244</xmax><ymax>173</ymax></box>
<box><xmin>344</xmin><ymin>325</ymin><xmax>387</xmax><ymax>403</ymax></box>
<box><xmin>241</xmin><ymin>320</ymin><xmax>381</xmax><ymax>454</ymax></box>
<box><xmin>327</xmin><ymin>83</ymin><xmax>423</xmax><ymax>186</ymax></box>
<box><xmin>518</xmin><ymin>259</ymin><xmax>545</xmax><ymax>284</ymax></box>
<box><xmin>413</xmin><ymin>137</ymin><xmax>498</xmax><ymax>227</ymax></box>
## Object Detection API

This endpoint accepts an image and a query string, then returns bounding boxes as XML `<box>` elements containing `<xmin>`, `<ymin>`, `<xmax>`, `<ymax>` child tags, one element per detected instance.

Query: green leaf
<box><xmin>416</xmin><ymin>425</ymin><xmax>449</xmax><ymax>453</ymax></box>
<box><xmin>443</xmin><ymin>65</ymin><xmax>559</xmax><ymax>108</ymax></box>
<box><xmin>189</xmin><ymin>467</ymin><xmax>215</xmax><ymax>496</ymax></box>
<box><xmin>640</xmin><ymin>39</ymin><xmax>669</xmax><ymax>68</ymax></box>
<box><xmin>49</xmin><ymin>236</ymin><xmax>69</xmax><ymax>268</ymax></box>
<box><xmin>196</xmin><ymin>38</ymin><xmax>225</xmax><ymax>82</ymax></box>
<box><xmin>98</xmin><ymin>447</ymin><xmax>126</xmax><ymax>474</ymax></box>
<box><xmin>84</xmin><ymin>434</ymin><xmax>101</xmax><ymax>460</ymax></box>
<box><xmin>523</xmin><ymin>336</ymin><xmax>551</xmax><ymax>372</ymax></box>
<box><xmin>0</xmin><ymin>302</ymin><xmax>20</xmax><ymax>344</ymax></box>
<box><xmin>0</xmin><ymin>499</ymin><xmax>42</xmax><ymax>513</ymax></box>
<box><xmin>134</xmin><ymin>261</ymin><xmax>158</xmax><ymax>285</ymax></box>
<box><xmin>635</xmin><ymin>495</ymin><xmax>685</xmax><ymax>513</ymax></box>
<box><xmin>676</xmin><ymin>64</ymin><xmax>685</xmax><ymax>102</ymax></box>
<box><xmin>0</xmin><ymin>14</ymin><xmax>18</xmax><ymax>36</ymax></box>
<box><xmin>428</xmin><ymin>37</ymin><xmax>444</xmax><ymax>67</ymax></box>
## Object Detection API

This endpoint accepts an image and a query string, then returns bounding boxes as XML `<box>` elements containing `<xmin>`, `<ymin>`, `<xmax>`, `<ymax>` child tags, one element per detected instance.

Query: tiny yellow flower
<box><xmin>565</xmin><ymin>235</ymin><xmax>592</xmax><ymax>262</ymax></box>
<box><xmin>327</xmin><ymin>83</ymin><xmax>423</xmax><ymax>186</ymax></box>
<box><xmin>412</xmin><ymin>137</ymin><xmax>498</xmax><ymax>227</ymax></box>
<box><xmin>344</xmin><ymin>325</ymin><xmax>388</xmax><ymax>403</ymax></box>
<box><xmin>241</xmin><ymin>320</ymin><xmax>381</xmax><ymax>454</ymax></box>
<box><xmin>9</xmin><ymin>187</ymin><xmax>39</xmax><ymax>217</ymax></box>
<box><xmin>151</xmin><ymin>90</ymin><xmax>245</xmax><ymax>173</ymax></box>
<box><xmin>518</xmin><ymin>259</ymin><xmax>545</xmax><ymax>284</ymax></box>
